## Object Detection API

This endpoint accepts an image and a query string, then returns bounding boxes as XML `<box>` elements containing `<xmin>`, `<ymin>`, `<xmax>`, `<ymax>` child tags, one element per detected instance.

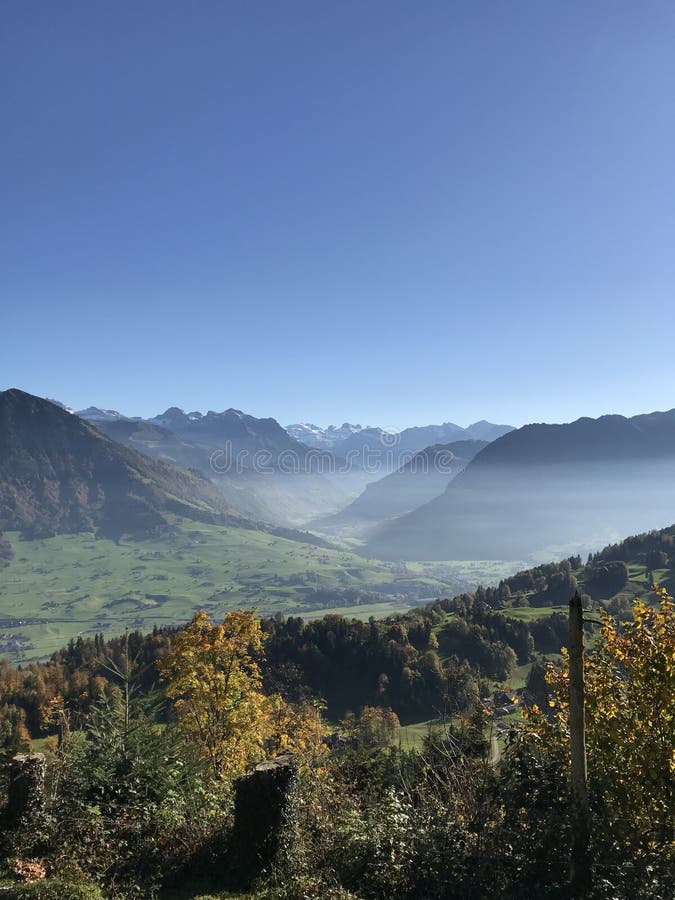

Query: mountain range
<box><xmin>286</xmin><ymin>419</ymin><xmax>513</xmax><ymax>454</ymax></box>
<box><xmin>0</xmin><ymin>389</ymin><xmax>491</xmax><ymax>658</ymax></box>
<box><xmin>73</xmin><ymin>405</ymin><xmax>513</xmax><ymax>527</ymax></box>
<box><xmin>6</xmin><ymin>387</ymin><xmax>675</xmax><ymax>572</ymax></box>
<box><xmin>79</xmin><ymin>405</ymin><xmax>310</xmax><ymax>461</ymax></box>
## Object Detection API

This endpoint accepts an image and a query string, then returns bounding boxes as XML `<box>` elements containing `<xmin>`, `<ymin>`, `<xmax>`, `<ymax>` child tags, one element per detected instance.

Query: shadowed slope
<box><xmin>0</xmin><ymin>389</ymin><xmax>236</xmax><ymax>539</ymax></box>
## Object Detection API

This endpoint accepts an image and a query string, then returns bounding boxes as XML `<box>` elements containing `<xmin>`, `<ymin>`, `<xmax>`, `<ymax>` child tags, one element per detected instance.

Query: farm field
<box><xmin>0</xmin><ymin>518</ymin><xmax>522</xmax><ymax>661</ymax></box>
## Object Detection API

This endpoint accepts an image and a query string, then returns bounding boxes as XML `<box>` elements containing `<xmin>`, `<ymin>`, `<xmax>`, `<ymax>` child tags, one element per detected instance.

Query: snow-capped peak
<box><xmin>46</xmin><ymin>398</ymin><xmax>75</xmax><ymax>414</ymax></box>
<box><xmin>285</xmin><ymin>422</ymin><xmax>368</xmax><ymax>448</ymax></box>
<box><xmin>77</xmin><ymin>406</ymin><xmax>128</xmax><ymax>421</ymax></box>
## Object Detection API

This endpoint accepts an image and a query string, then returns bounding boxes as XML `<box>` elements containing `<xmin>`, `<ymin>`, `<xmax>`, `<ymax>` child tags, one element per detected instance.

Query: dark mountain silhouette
<box><xmin>0</xmin><ymin>390</ymin><xmax>236</xmax><ymax>539</ymax></box>
<box><xmin>463</xmin><ymin>411</ymin><xmax>675</xmax><ymax>466</ymax></box>
<box><xmin>366</xmin><ymin>409</ymin><xmax>675</xmax><ymax>561</ymax></box>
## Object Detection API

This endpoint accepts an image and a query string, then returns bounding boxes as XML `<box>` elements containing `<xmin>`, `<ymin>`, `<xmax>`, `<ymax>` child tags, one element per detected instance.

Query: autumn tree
<box><xmin>0</xmin><ymin>703</ymin><xmax>31</xmax><ymax>757</ymax></box>
<box><xmin>158</xmin><ymin>609</ymin><xmax>269</xmax><ymax>780</ymax></box>
<box><xmin>265</xmin><ymin>695</ymin><xmax>327</xmax><ymax>758</ymax></box>
<box><xmin>158</xmin><ymin>609</ymin><xmax>327</xmax><ymax>780</ymax></box>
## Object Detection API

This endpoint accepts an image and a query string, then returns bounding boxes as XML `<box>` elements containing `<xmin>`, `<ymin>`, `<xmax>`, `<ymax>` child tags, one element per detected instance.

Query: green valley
<box><xmin>0</xmin><ymin>518</ymin><xmax>520</xmax><ymax>660</ymax></box>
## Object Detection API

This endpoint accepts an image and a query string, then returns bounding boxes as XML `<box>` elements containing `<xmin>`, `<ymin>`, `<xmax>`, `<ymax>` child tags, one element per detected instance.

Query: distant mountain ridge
<box><xmin>69</xmin><ymin>404</ymin><xmax>513</xmax><ymax>526</ymax></box>
<box><xmin>148</xmin><ymin>406</ymin><xmax>297</xmax><ymax>448</ymax></box>
<box><xmin>77</xmin><ymin>405</ymin><xmax>316</xmax><ymax>462</ymax></box>
<box><xmin>286</xmin><ymin>422</ymin><xmax>366</xmax><ymax>448</ymax></box>
<box><xmin>366</xmin><ymin>408</ymin><xmax>675</xmax><ymax>561</ymax></box>
<box><xmin>76</xmin><ymin>406</ymin><xmax>131</xmax><ymax>422</ymax></box>
<box><xmin>463</xmin><ymin>420</ymin><xmax>516</xmax><ymax>442</ymax></box>
<box><xmin>71</xmin><ymin>404</ymin><xmax>512</xmax><ymax>460</ymax></box>
<box><xmin>314</xmin><ymin>440</ymin><xmax>487</xmax><ymax>538</ymax></box>
<box><xmin>286</xmin><ymin>420</ymin><xmax>513</xmax><ymax>452</ymax></box>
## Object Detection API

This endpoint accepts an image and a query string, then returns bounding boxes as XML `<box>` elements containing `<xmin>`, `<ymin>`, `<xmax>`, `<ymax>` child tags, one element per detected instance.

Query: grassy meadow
<box><xmin>0</xmin><ymin>518</ymin><xmax>522</xmax><ymax>661</ymax></box>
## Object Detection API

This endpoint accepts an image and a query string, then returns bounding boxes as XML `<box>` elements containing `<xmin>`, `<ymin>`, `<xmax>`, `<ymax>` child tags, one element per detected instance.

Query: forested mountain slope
<box><xmin>0</xmin><ymin>390</ymin><xmax>236</xmax><ymax>539</ymax></box>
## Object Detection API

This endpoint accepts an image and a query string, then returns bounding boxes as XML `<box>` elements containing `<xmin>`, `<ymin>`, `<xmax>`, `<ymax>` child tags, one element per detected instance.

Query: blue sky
<box><xmin>2</xmin><ymin>1</ymin><xmax>675</xmax><ymax>429</ymax></box>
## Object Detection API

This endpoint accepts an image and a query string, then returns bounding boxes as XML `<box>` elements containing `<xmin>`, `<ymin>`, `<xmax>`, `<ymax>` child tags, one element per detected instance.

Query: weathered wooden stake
<box><xmin>569</xmin><ymin>591</ymin><xmax>591</xmax><ymax>895</ymax></box>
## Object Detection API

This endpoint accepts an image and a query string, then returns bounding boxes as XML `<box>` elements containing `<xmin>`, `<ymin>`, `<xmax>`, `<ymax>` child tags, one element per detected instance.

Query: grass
<box><xmin>302</xmin><ymin>599</ymin><xmax>420</xmax><ymax>621</ymax></box>
<box><xmin>504</xmin><ymin>604</ymin><xmax>568</xmax><ymax>622</ymax></box>
<box><xmin>398</xmin><ymin>717</ymin><xmax>444</xmax><ymax>749</ymax></box>
<box><xmin>501</xmin><ymin>661</ymin><xmax>533</xmax><ymax>691</ymax></box>
<box><xmin>0</xmin><ymin>519</ymin><xmax>521</xmax><ymax>662</ymax></box>
<box><xmin>624</xmin><ymin>563</ymin><xmax>675</xmax><ymax>597</ymax></box>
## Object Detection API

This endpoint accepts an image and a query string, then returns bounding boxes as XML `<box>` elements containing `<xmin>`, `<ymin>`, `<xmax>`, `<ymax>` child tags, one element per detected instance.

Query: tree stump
<box><xmin>231</xmin><ymin>754</ymin><xmax>297</xmax><ymax>885</ymax></box>
<box><xmin>4</xmin><ymin>753</ymin><xmax>46</xmax><ymax>828</ymax></box>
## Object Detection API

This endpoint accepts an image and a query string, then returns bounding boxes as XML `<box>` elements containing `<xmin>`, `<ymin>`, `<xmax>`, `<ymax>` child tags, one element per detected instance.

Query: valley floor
<box><xmin>0</xmin><ymin>518</ymin><xmax>523</xmax><ymax>661</ymax></box>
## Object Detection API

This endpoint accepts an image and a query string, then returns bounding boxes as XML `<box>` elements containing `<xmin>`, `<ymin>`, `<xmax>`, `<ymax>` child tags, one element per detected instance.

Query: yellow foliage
<box><xmin>265</xmin><ymin>695</ymin><xmax>327</xmax><ymax>759</ymax></box>
<box><xmin>522</xmin><ymin>588</ymin><xmax>675</xmax><ymax>853</ymax></box>
<box><xmin>158</xmin><ymin>609</ymin><xmax>269</xmax><ymax>780</ymax></box>
<box><xmin>158</xmin><ymin>609</ymin><xmax>327</xmax><ymax>781</ymax></box>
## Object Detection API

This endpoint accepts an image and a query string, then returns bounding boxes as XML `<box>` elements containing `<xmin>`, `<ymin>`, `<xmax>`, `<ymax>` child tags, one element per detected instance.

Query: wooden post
<box><xmin>569</xmin><ymin>592</ymin><xmax>591</xmax><ymax>895</ymax></box>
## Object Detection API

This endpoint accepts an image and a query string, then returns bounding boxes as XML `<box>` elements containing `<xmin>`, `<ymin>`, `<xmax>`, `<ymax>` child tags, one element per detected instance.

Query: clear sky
<box><xmin>2</xmin><ymin>1</ymin><xmax>675</xmax><ymax>429</ymax></box>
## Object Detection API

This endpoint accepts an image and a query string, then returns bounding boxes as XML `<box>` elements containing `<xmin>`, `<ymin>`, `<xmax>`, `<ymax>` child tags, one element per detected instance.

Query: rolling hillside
<box><xmin>0</xmin><ymin>517</ymin><xmax>511</xmax><ymax>661</ymax></box>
